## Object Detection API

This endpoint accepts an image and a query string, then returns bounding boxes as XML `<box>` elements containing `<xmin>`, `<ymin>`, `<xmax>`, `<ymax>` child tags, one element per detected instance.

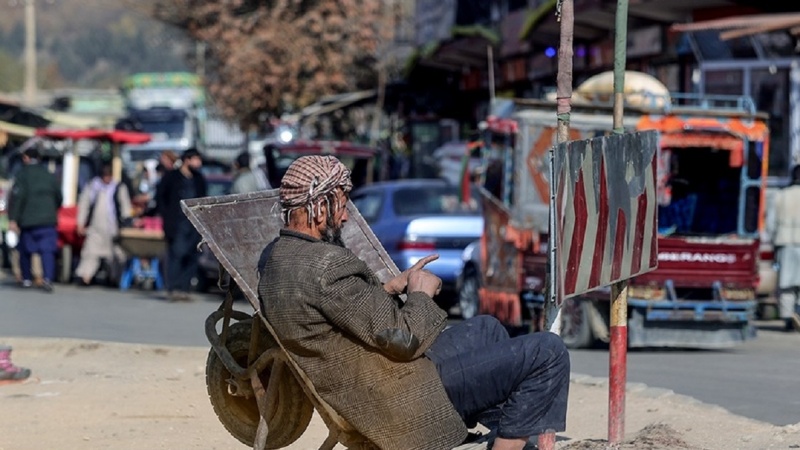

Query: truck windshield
<box><xmin>658</xmin><ymin>147</ymin><xmax>740</xmax><ymax>236</ymax></box>
<box><xmin>117</xmin><ymin>108</ymin><xmax>188</xmax><ymax>140</ymax></box>
<box><xmin>136</xmin><ymin>120</ymin><xmax>186</xmax><ymax>140</ymax></box>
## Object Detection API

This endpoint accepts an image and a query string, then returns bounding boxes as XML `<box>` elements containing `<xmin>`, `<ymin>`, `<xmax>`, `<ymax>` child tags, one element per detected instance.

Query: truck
<box><xmin>461</xmin><ymin>88</ymin><xmax>770</xmax><ymax>349</ymax></box>
<box><xmin>116</xmin><ymin>72</ymin><xmax>204</xmax><ymax>153</ymax></box>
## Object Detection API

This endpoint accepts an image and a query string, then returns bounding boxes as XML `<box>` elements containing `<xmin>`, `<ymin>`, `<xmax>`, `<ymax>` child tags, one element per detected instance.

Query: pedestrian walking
<box><xmin>230</xmin><ymin>151</ymin><xmax>270</xmax><ymax>194</ymax></box>
<box><xmin>74</xmin><ymin>163</ymin><xmax>133</xmax><ymax>286</ymax></box>
<box><xmin>771</xmin><ymin>165</ymin><xmax>800</xmax><ymax>332</ymax></box>
<box><xmin>8</xmin><ymin>147</ymin><xmax>62</xmax><ymax>293</ymax></box>
<box><xmin>156</xmin><ymin>148</ymin><xmax>207</xmax><ymax>301</ymax></box>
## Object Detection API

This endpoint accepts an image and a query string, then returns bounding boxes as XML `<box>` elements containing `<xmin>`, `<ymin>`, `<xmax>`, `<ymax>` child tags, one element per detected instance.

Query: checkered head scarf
<box><xmin>279</xmin><ymin>155</ymin><xmax>352</xmax><ymax>225</ymax></box>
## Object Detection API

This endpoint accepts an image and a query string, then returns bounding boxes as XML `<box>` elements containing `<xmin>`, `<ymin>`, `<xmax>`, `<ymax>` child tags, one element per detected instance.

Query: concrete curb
<box><xmin>569</xmin><ymin>372</ymin><xmax>757</xmax><ymax>419</ymax></box>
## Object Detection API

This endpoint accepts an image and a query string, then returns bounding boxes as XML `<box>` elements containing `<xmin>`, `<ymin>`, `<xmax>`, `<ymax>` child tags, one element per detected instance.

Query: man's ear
<box><xmin>313</xmin><ymin>200</ymin><xmax>328</xmax><ymax>226</ymax></box>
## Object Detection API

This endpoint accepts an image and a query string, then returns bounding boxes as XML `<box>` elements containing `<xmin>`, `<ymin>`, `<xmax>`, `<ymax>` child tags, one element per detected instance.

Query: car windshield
<box><xmin>266</xmin><ymin>149</ymin><xmax>374</xmax><ymax>189</ymax></box>
<box><xmin>127</xmin><ymin>149</ymin><xmax>163</xmax><ymax>162</ymax></box>
<box><xmin>206</xmin><ymin>178</ymin><xmax>232</xmax><ymax>197</ymax></box>
<box><xmin>392</xmin><ymin>185</ymin><xmax>478</xmax><ymax>216</ymax></box>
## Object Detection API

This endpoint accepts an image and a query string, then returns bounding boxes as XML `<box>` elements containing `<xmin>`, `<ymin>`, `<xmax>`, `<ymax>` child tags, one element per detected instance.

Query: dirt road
<box><xmin>0</xmin><ymin>337</ymin><xmax>798</xmax><ymax>450</ymax></box>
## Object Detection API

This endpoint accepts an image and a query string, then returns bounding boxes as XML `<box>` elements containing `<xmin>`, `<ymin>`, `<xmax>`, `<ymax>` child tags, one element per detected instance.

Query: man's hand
<box><xmin>8</xmin><ymin>221</ymin><xmax>19</xmax><ymax>235</ymax></box>
<box><xmin>77</xmin><ymin>225</ymin><xmax>86</xmax><ymax>236</ymax></box>
<box><xmin>384</xmin><ymin>254</ymin><xmax>439</xmax><ymax>294</ymax></box>
<box><xmin>407</xmin><ymin>269</ymin><xmax>442</xmax><ymax>298</ymax></box>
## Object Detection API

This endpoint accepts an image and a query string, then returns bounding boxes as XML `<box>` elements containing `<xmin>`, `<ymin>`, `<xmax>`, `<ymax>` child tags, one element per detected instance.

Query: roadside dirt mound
<box><xmin>2</xmin><ymin>337</ymin><xmax>799</xmax><ymax>449</ymax></box>
<box><xmin>561</xmin><ymin>423</ymin><xmax>694</xmax><ymax>450</ymax></box>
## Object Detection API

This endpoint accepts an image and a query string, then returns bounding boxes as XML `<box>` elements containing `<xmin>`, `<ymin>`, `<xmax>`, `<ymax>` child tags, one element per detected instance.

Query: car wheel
<box><xmin>458</xmin><ymin>269</ymin><xmax>481</xmax><ymax>320</ymax></box>
<box><xmin>560</xmin><ymin>297</ymin><xmax>593</xmax><ymax>349</ymax></box>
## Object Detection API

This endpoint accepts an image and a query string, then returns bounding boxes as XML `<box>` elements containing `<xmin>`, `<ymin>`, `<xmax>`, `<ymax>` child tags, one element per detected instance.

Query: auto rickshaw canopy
<box><xmin>34</xmin><ymin>128</ymin><xmax>152</xmax><ymax>145</ymax></box>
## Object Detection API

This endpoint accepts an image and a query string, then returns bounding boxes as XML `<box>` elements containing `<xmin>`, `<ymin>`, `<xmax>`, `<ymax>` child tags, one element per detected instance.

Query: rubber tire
<box><xmin>206</xmin><ymin>320</ymin><xmax>314</xmax><ymax>448</ymax></box>
<box><xmin>758</xmin><ymin>303</ymin><xmax>778</xmax><ymax>321</ymax></box>
<box><xmin>560</xmin><ymin>297</ymin><xmax>593</xmax><ymax>349</ymax></box>
<box><xmin>458</xmin><ymin>269</ymin><xmax>481</xmax><ymax>320</ymax></box>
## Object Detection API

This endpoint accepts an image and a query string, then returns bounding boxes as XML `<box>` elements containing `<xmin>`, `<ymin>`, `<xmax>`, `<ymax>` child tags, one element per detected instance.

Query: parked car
<box><xmin>350</xmin><ymin>179</ymin><xmax>483</xmax><ymax>311</ymax></box>
<box><xmin>455</xmin><ymin>239</ymin><xmax>482</xmax><ymax>319</ymax></box>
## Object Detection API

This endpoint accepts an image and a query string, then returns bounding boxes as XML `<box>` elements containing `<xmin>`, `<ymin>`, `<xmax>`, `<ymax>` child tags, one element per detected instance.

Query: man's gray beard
<box><xmin>321</xmin><ymin>212</ymin><xmax>346</xmax><ymax>248</ymax></box>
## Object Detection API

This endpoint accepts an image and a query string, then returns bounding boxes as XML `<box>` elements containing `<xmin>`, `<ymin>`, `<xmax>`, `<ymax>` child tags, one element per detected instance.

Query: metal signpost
<box><xmin>546</xmin><ymin>0</ymin><xmax>659</xmax><ymax>445</ymax></box>
<box><xmin>609</xmin><ymin>0</ymin><xmax>630</xmax><ymax>443</ymax></box>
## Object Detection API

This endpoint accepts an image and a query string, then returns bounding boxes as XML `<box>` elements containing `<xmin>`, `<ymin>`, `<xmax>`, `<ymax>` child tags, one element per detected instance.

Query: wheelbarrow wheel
<box><xmin>206</xmin><ymin>320</ymin><xmax>314</xmax><ymax>448</ymax></box>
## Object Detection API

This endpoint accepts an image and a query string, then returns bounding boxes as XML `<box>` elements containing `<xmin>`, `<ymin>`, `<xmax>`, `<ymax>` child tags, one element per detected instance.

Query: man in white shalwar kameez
<box><xmin>771</xmin><ymin>165</ymin><xmax>800</xmax><ymax>332</ymax></box>
<box><xmin>75</xmin><ymin>165</ymin><xmax>132</xmax><ymax>285</ymax></box>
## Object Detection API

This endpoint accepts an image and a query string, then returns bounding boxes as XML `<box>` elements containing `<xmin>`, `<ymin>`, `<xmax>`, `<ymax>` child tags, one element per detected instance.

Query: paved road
<box><xmin>1</xmin><ymin>276</ymin><xmax>799</xmax><ymax>426</ymax></box>
<box><xmin>570</xmin><ymin>324</ymin><xmax>800</xmax><ymax>426</ymax></box>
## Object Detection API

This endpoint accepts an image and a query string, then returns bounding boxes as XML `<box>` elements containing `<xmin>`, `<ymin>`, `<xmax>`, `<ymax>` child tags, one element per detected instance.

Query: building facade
<box><xmin>408</xmin><ymin>0</ymin><xmax>799</xmax><ymax>178</ymax></box>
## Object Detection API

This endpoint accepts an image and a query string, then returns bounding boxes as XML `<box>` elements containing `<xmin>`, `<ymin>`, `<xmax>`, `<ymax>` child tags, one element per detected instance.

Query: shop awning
<box><xmin>41</xmin><ymin>110</ymin><xmax>108</xmax><ymax>129</ymax></box>
<box><xmin>0</xmin><ymin>120</ymin><xmax>35</xmax><ymax>138</ymax></box>
<box><xmin>300</xmin><ymin>90</ymin><xmax>376</xmax><ymax>119</ymax></box>
<box><xmin>671</xmin><ymin>13</ymin><xmax>800</xmax><ymax>40</ymax></box>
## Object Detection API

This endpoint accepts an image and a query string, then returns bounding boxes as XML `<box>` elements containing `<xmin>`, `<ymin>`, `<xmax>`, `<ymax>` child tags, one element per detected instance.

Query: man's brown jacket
<box><xmin>258</xmin><ymin>230</ymin><xmax>467</xmax><ymax>450</ymax></box>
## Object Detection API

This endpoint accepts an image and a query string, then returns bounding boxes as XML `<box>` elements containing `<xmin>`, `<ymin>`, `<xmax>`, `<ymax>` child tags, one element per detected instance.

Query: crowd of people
<box><xmin>5</xmin><ymin>147</ymin><xmax>270</xmax><ymax>301</ymax></box>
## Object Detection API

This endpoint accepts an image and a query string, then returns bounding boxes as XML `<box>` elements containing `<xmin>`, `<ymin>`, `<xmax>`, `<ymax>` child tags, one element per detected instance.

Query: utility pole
<box><xmin>609</xmin><ymin>0</ymin><xmax>630</xmax><ymax>444</ymax></box>
<box><xmin>196</xmin><ymin>41</ymin><xmax>206</xmax><ymax>79</ymax></box>
<box><xmin>24</xmin><ymin>0</ymin><xmax>38</xmax><ymax>106</ymax></box>
<box><xmin>544</xmin><ymin>9</ymin><xmax>574</xmax><ymax>450</ymax></box>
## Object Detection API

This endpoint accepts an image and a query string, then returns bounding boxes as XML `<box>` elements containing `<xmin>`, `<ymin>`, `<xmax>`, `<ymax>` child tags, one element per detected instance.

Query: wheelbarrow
<box><xmin>181</xmin><ymin>189</ymin><xmax>399</xmax><ymax>450</ymax></box>
<box><xmin>117</xmin><ymin>226</ymin><xmax>166</xmax><ymax>291</ymax></box>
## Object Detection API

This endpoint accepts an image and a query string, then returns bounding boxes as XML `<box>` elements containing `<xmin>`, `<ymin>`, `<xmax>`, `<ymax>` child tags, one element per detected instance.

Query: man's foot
<box><xmin>18</xmin><ymin>280</ymin><xmax>33</xmax><ymax>289</ymax></box>
<box><xmin>40</xmin><ymin>280</ymin><xmax>54</xmax><ymax>293</ymax></box>
<box><xmin>168</xmin><ymin>291</ymin><xmax>193</xmax><ymax>302</ymax></box>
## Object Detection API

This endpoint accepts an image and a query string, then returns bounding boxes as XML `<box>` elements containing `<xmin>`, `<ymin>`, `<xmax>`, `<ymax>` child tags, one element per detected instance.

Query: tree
<box><xmin>129</xmin><ymin>0</ymin><xmax>393</xmax><ymax>127</ymax></box>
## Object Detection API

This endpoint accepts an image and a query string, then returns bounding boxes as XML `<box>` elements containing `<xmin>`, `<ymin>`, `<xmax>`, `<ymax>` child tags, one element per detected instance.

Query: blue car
<box><xmin>351</xmin><ymin>179</ymin><xmax>483</xmax><ymax>311</ymax></box>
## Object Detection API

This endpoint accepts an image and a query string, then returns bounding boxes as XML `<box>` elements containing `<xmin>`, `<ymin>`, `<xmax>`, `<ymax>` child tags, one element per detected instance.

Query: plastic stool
<box><xmin>120</xmin><ymin>257</ymin><xmax>164</xmax><ymax>291</ymax></box>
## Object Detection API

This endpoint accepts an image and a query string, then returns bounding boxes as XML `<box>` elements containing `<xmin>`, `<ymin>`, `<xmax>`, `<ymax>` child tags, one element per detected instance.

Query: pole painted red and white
<box><xmin>609</xmin><ymin>0</ymin><xmax>630</xmax><ymax>444</ymax></box>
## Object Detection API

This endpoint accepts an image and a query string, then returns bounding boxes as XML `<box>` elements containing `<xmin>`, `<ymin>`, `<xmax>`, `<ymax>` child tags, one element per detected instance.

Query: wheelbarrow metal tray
<box><xmin>180</xmin><ymin>189</ymin><xmax>399</xmax><ymax>312</ymax></box>
<box><xmin>117</xmin><ymin>227</ymin><xmax>166</xmax><ymax>259</ymax></box>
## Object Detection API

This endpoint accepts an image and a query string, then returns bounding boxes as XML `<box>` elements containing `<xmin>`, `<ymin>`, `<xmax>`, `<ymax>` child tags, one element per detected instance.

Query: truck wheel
<box><xmin>758</xmin><ymin>303</ymin><xmax>778</xmax><ymax>321</ymax></box>
<box><xmin>560</xmin><ymin>297</ymin><xmax>593</xmax><ymax>349</ymax></box>
<box><xmin>206</xmin><ymin>320</ymin><xmax>313</xmax><ymax>448</ymax></box>
<box><xmin>458</xmin><ymin>270</ymin><xmax>481</xmax><ymax>319</ymax></box>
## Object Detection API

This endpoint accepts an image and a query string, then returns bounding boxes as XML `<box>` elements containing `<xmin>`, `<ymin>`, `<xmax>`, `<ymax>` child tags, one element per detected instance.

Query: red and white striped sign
<box><xmin>553</xmin><ymin>131</ymin><xmax>659</xmax><ymax>302</ymax></box>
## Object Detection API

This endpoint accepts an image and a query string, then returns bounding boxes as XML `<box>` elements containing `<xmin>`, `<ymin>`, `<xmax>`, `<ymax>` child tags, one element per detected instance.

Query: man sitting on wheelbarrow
<box><xmin>258</xmin><ymin>155</ymin><xmax>570</xmax><ymax>450</ymax></box>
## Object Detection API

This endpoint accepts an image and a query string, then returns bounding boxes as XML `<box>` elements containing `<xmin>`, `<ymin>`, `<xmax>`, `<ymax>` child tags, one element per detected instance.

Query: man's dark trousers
<box><xmin>425</xmin><ymin>315</ymin><xmax>570</xmax><ymax>439</ymax></box>
<box><xmin>19</xmin><ymin>226</ymin><xmax>58</xmax><ymax>283</ymax></box>
<box><xmin>165</xmin><ymin>226</ymin><xmax>201</xmax><ymax>293</ymax></box>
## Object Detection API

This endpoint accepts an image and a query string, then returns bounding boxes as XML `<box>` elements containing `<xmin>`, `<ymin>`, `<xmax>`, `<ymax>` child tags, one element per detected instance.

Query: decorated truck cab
<box><xmin>465</xmin><ymin>81</ymin><xmax>768</xmax><ymax>349</ymax></box>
